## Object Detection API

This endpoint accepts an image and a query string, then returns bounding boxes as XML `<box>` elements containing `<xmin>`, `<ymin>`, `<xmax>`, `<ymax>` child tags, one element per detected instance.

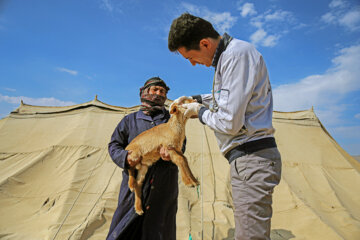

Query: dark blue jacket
<box><xmin>107</xmin><ymin>109</ymin><xmax>183</xmax><ymax>240</ymax></box>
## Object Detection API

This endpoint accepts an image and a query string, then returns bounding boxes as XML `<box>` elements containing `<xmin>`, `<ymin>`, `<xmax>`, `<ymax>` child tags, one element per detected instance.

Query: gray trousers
<box><xmin>230</xmin><ymin>147</ymin><xmax>282</xmax><ymax>240</ymax></box>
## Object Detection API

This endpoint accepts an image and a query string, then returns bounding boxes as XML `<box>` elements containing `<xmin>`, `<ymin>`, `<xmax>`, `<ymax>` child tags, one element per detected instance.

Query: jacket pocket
<box><xmin>231</xmin><ymin>158</ymin><xmax>247</xmax><ymax>181</ymax></box>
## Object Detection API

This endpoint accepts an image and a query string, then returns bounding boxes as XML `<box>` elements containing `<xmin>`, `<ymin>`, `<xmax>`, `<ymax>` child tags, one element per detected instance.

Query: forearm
<box><xmin>108</xmin><ymin>119</ymin><xmax>130</xmax><ymax>169</ymax></box>
<box><xmin>108</xmin><ymin>141</ymin><xmax>129</xmax><ymax>169</ymax></box>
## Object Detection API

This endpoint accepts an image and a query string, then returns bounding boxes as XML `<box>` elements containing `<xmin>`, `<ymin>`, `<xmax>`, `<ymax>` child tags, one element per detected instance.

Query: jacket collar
<box><xmin>136</xmin><ymin>107</ymin><xmax>168</xmax><ymax>121</ymax></box>
<box><xmin>211</xmin><ymin>33</ymin><xmax>233</xmax><ymax>69</ymax></box>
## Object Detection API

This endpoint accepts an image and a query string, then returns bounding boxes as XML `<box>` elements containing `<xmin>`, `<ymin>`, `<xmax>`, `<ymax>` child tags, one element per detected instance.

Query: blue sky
<box><xmin>0</xmin><ymin>0</ymin><xmax>359</xmax><ymax>155</ymax></box>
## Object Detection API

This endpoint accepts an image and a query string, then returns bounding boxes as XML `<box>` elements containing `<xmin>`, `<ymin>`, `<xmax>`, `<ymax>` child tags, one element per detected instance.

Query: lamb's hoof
<box><xmin>194</xmin><ymin>180</ymin><xmax>200</xmax><ymax>186</ymax></box>
<box><xmin>135</xmin><ymin>208</ymin><xmax>144</xmax><ymax>215</ymax></box>
<box><xmin>185</xmin><ymin>179</ymin><xmax>200</xmax><ymax>187</ymax></box>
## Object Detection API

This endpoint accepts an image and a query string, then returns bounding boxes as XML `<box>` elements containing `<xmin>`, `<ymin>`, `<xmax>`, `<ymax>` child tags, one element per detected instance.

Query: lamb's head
<box><xmin>169</xmin><ymin>98</ymin><xmax>197</xmax><ymax>122</ymax></box>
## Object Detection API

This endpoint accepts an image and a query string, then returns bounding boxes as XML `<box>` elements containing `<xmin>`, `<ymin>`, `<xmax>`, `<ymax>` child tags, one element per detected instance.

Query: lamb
<box><xmin>125</xmin><ymin>99</ymin><xmax>199</xmax><ymax>215</ymax></box>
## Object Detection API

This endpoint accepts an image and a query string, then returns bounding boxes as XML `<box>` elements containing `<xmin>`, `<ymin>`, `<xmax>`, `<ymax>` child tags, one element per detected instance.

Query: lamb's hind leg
<box><xmin>128</xmin><ymin>168</ymin><xmax>136</xmax><ymax>192</ymax></box>
<box><xmin>168</xmin><ymin>149</ymin><xmax>199</xmax><ymax>187</ymax></box>
<box><xmin>133</xmin><ymin>164</ymin><xmax>149</xmax><ymax>215</ymax></box>
<box><xmin>127</xmin><ymin>151</ymin><xmax>142</xmax><ymax>192</ymax></box>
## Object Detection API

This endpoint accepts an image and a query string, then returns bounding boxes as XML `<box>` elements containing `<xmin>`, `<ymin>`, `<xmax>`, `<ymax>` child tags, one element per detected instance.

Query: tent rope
<box><xmin>190</xmin><ymin>125</ymin><xmax>205</xmax><ymax>240</ymax></box>
<box><xmin>201</xmin><ymin>125</ymin><xmax>205</xmax><ymax>240</ymax></box>
<box><xmin>202</xmin><ymin>125</ymin><xmax>217</xmax><ymax>239</ymax></box>
<box><xmin>66</xmin><ymin>155</ymin><xmax>117</xmax><ymax>239</ymax></box>
<box><xmin>51</xmin><ymin>148</ymin><xmax>106</xmax><ymax>240</ymax></box>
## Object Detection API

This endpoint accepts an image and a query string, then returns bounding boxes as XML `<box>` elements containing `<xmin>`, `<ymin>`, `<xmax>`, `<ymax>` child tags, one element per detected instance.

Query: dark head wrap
<box><xmin>139</xmin><ymin>77</ymin><xmax>170</xmax><ymax>115</ymax></box>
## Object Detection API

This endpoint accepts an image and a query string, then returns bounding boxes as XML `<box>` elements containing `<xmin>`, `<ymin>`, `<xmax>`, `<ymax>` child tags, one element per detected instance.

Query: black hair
<box><xmin>168</xmin><ymin>13</ymin><xmax>220</xmax><ymax>52</ymax></box>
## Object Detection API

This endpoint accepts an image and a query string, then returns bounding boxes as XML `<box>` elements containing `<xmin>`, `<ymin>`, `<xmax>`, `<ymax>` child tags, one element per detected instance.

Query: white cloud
<box><xmin>181</xmin><ymin>2</ymin><xmax>200</xmax><ymax>14</ymax></box>
<box><xmin>321</xmin><ymin>12</ymin><xmax>336</xmax><ymax>24</ymax></box>
<box><xmin>315</xmin><ymin>105</ymin><xmax>347</xmax><ymax>126</ymax></box>
<box><xmin>101</xmin><ymin>0</ymin><xmax>113</xmax><ymax>12</ymax></box>
<box><xmin>244</xmin><ymin>6</ymin><xmax>299</xmax><ymax>47</ymax></box>
<box><xmin>264</xmin><ymin>10</ymin><xmax>293</xmax><ymax>22</ymax></box>
<box><xmin>250</xmin><ymin>19</ymin><xmax>262</xmax><ymax>28</ymax></box>
<box><xmin>262</xmin><ymin>34</ymin><xmax>280</xmax><ymax>47</ymax></box>
<box><xmin>250</xmin><ymin>28</ymin><xmax>280</xmax><ymax>47</ymax></box>
<box><xmin>0</xmin><ymin>94</ymin><xmax>76</xmax><ymax>106</ymax></box>
<box><xmin>207</xmin><ymin>12</ymin><xmax>237</xmax><ymax>34</ymax></box>
<box><xmin>56</xmin><ymin>67</ymin><xmax>78</xmax><ymax>76</ymax></box>
<box><xmin>339</xmin><ymin>9</ymin><xmax>360</xmax><ymax>31</ymax></box>
<box><xmin>293</xmin><ymin>23</ymin><xmax>307</xmax><ymax>30</ymax></box>
<box><xmin>355</xmin><ymin>113</ymin><xmax>360</xmax><ymax>120</ymax></box>
<box><xmin>4</xmin><ymin>88</ymin><xmax>16</xmax><ymax>92</ymax></box>
<box><xmin>329</xmin><ymin>0</ymin><xmax>347</xmax><ymax>9</ymax></box>
<box><xmin>239</xmin><ymin>3</ymin><xmax>257</xmax><ymax>17</ymax></box>
<box><xmin>99</xmin><ymin>0</ymin><xmax>124</xmax><ymax>14</ymax></box>
<box><xmin>180</xmin><ymin>2</ymin><xmax>299</xmax><ymax>47</ymax></box>
<box><xmin>321</xmin><ymin>1</ymin><xmax>360</xmax><ymax>31</ymax></box>
<box><xmin>329</xmin><ymin>125</ymin><xmax>360</xmax><ymax>155</ymax></box>
<box><xmin>273</xmin><ymin>44</ymin><xmax>360</xmax><ymax>124</ymax></box>
<box><xmin>181</xmin><ymin>2</ymin><xmax>237</xmax><ymax>33</ymax></box>
<box><xmin>331</xmin><ymin>125</ymin><xmax>360</xmax><ymax>140</ymax></box>
<box><xmin>249</xmin><ymin>9</ymin><xmax>296</xmax><ymax>26</ymax></box>
<box><xmin>250</xmin><ymin>28</ymin><xmax>266</xmax><ymax>44</ymax></box>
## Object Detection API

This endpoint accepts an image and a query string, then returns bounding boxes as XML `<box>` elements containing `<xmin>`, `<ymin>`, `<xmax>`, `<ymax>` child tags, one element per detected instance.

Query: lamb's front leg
<box><xmin>168</xmin><ymin>149</ymin><xmax>199</xmax><ymax>187</ymax></box>
<box><xmin>134</xmin><ymin>164</ymin><xmax>149</xmax><ymax>215</ymax></box>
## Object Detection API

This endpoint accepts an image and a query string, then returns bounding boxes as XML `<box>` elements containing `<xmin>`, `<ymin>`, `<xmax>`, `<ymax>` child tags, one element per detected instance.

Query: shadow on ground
<box><xmin>271</xmin><ymin>229</ymin><xmax>296</xmax><ymax>240</ymax></box>
<box><xmin>222</xmin><ymin>228</ymin><xmax>295</xmax><ymax>240</ymax></box>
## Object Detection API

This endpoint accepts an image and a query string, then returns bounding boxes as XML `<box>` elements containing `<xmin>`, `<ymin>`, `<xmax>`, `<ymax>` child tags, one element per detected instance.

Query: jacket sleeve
<box><xmin>108</xmin><ymin>117</ymin><xmax>130</xmax><ymax>169</ymax></box>
<box><xmin>200</xmin><ymin>52</ymin><xmax>259</xmax><ymax>135</ymax></box>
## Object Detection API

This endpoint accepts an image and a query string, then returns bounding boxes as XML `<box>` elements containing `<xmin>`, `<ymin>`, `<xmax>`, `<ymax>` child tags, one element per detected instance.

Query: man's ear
<box><xmin>200</xmin><ymin>39</ymin><xmax>211</xmax><ymax>49</ymax></box>
<box><xmin>170</xmin><ymin>104</ymin><xmax>177</xmax><ymax>114</ymax></box>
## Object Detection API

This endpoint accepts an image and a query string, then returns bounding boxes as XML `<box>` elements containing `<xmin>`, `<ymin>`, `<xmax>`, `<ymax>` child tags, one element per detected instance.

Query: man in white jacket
<box><xmin>168</xmin><ymin>13</ymin><xmax>282</xmax><ymax>240</ymax></box>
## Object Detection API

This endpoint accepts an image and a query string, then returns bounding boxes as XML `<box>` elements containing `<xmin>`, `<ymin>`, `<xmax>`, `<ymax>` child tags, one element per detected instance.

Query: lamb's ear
<box><xmin>170</xmin><ymin>104</ymin><xmax>178</xmax><ymax>114</ymax></box>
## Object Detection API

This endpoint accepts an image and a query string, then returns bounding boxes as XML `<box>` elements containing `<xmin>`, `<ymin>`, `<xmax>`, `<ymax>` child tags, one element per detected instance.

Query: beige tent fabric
<box><xmin>0</xmin><ymin>98</ymin><xmax>359</xmax><ymax>240</ymax></box>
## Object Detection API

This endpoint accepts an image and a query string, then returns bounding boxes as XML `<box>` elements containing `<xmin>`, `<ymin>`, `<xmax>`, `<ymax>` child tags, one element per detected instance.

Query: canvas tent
<box><xmin>0</xmin><ymin>97</ymin><xmax>359</xmax><ymax>240</ymax></box>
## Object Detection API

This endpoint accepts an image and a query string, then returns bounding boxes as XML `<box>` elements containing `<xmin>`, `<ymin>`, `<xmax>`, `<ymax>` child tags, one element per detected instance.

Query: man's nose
<box><xmin>154</xmin><ymin>89</ymin><xmax>165</xmax><ymax>96</ymax></box>
<box><xmin>189</xmin><ymin>59</ymin><xmax>197</xmax><ymax>66</ymax></box>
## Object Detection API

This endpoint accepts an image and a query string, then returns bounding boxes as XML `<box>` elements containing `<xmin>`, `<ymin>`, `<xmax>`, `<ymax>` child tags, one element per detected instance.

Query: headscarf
<box><xmin>139</xmin><ymin>77</ymin><xmax>170</xmax><ymax>115</ymax></box>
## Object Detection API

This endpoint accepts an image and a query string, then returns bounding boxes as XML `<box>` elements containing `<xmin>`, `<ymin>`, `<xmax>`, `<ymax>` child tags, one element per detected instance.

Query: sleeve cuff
<box><xmin>117</xmin><ymin>150</ymin><xmax>129</xmax><ymax>169</ymax></box>
<box><xmin>198</xmin><ymin>106</ymin><xmax>207</xmax><ymax>125</ymax></box>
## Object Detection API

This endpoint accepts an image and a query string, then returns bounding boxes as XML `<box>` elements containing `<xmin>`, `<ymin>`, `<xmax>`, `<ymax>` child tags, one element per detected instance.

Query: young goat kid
<box><xmin>126</xmin><ymin>99</ymin><xmax>199</xmax><ymax>215</ymax></box>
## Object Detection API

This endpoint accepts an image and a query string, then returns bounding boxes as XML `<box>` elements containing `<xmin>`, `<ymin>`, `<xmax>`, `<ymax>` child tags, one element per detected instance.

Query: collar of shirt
<box><xmin>136</xmin><ymin>108</ymin><xmax>168</xmax><ymax>121</ymax></box>
<box><xmin>211</xmin><ymin>33</ymin><xmax>233</xmax><ymax>69</ymax></box>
